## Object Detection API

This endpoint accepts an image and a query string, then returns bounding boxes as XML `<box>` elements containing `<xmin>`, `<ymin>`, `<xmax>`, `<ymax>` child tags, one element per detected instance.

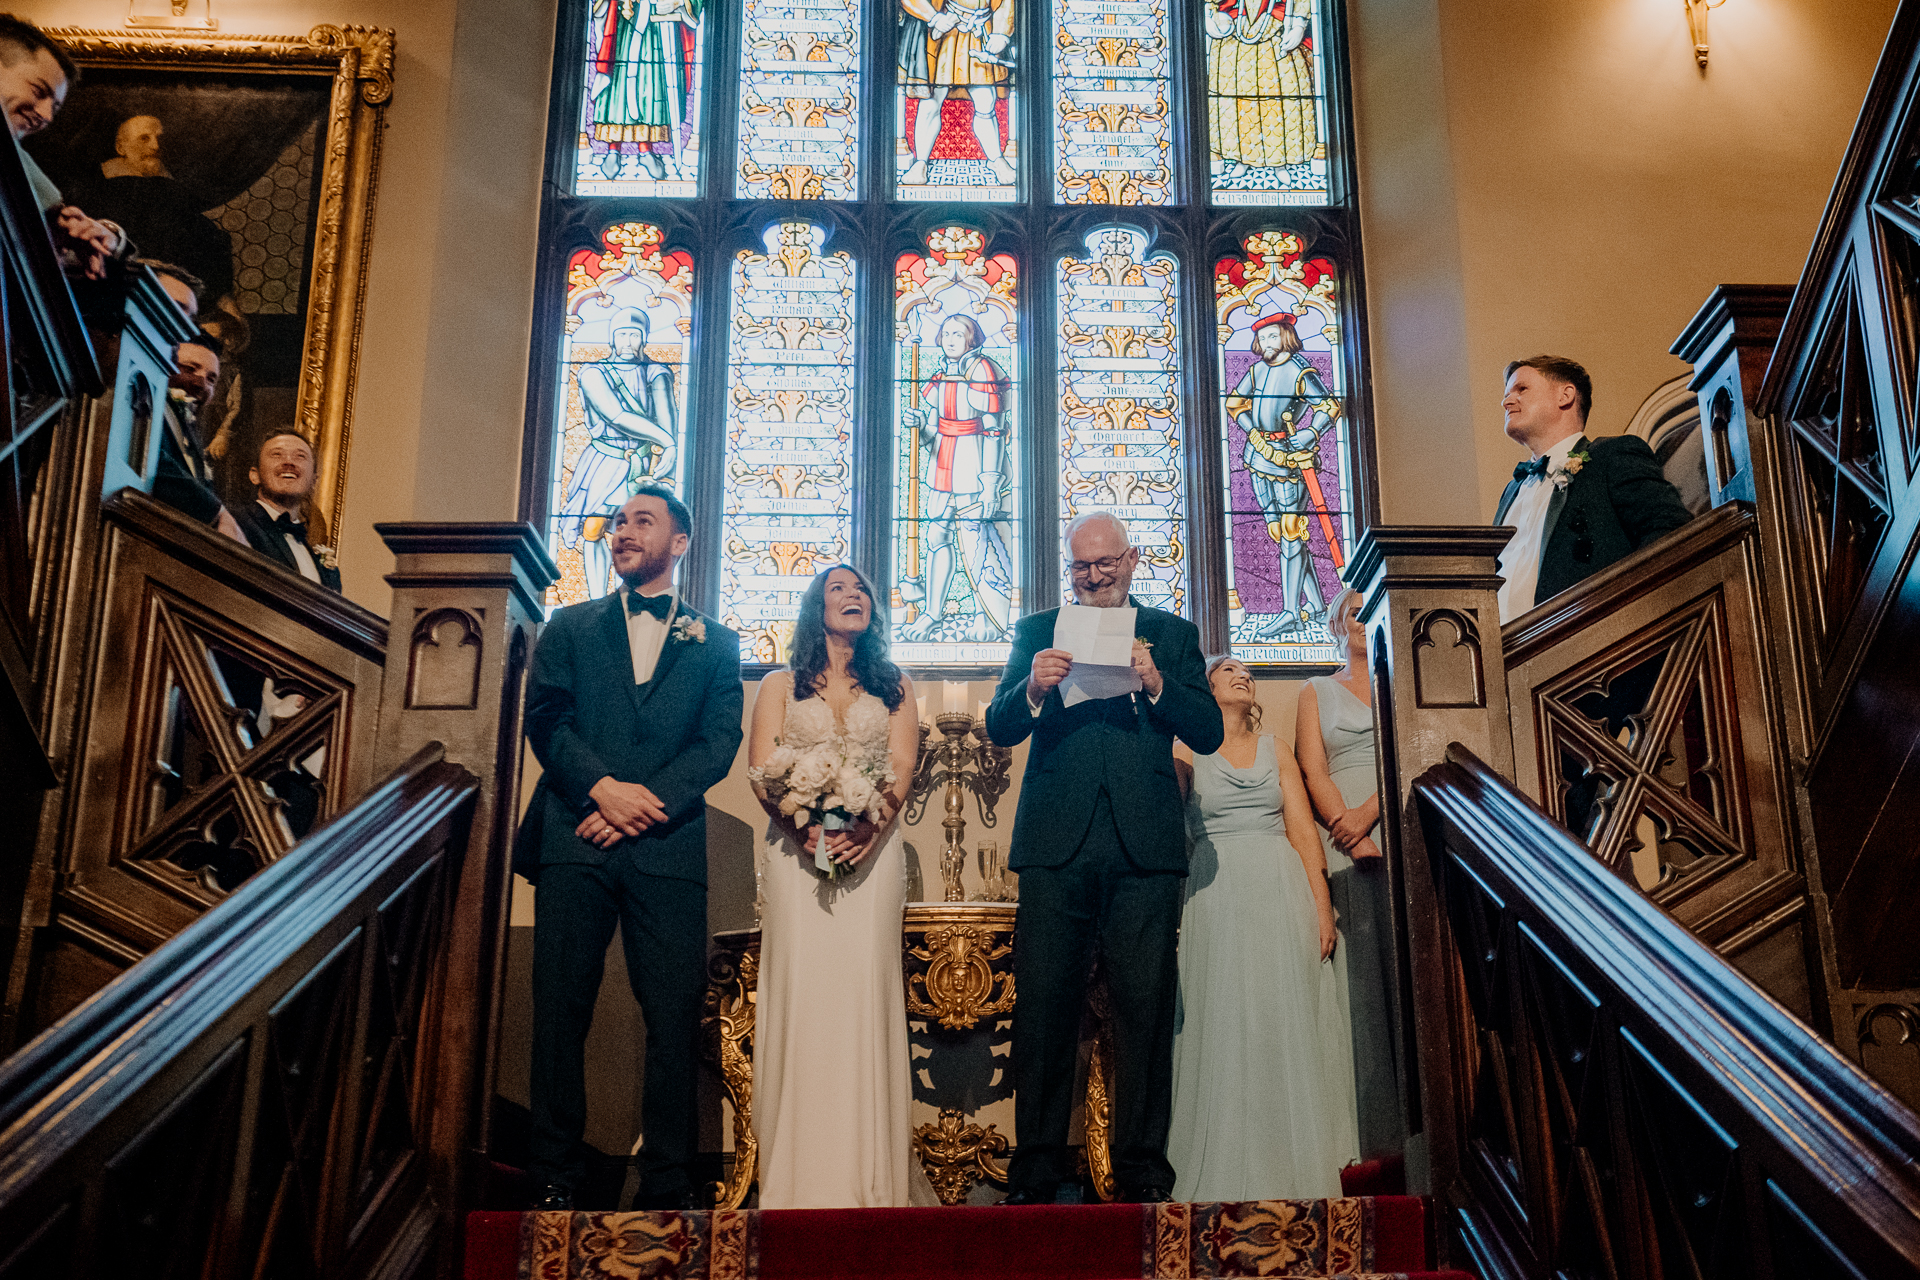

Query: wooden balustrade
<box><xmin>0</xmin><ymin>745</ymin><xmax>479</xmax><ymax>1280</ymax></box>
<box><xmin>1411</xmin><ymin>744</ymin><xmax>1920</xmax><ymax>1280</ymax></box>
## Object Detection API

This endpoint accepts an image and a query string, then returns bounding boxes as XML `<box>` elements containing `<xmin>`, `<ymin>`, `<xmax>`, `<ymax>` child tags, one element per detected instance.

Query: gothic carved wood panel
<box><xmin>19</xmin><ymin>494</ymin><xmax>386</xmax><ymax>1036</ymax></box>
<box><xmin>1503</xmin><ymin>508</ymin><xmax>1807</xmax><ymax>1014</ymax></box>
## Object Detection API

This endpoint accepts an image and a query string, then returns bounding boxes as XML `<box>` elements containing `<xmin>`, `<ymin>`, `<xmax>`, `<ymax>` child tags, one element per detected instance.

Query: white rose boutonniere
<box><xmin>311</xmin><ymin>544</ymin><xmax>339</xmax><ymax>570</ymax></box>
<box><xmin>671</xmin><ymin>614</ymin><xmax>706</xmax><ymax>645</ymax></box>
<box><xmin>1550</xmin><ymin>449</ymin><xmax>1591</xmax><ymax>491</ymax></box>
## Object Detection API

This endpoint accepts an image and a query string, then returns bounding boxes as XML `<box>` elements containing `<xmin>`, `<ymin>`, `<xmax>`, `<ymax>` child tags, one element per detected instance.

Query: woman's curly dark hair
<box><xmin>789</xmin><ymin>563</ymin><xmax>905</xmax><ymax>712</ymax></box>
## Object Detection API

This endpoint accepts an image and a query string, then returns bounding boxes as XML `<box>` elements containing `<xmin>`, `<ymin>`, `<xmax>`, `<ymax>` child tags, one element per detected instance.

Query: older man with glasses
<box><xmin>984</xmin><ymin>510</ymin><xmax>1224</xmax><ymax>1204</ymax></box>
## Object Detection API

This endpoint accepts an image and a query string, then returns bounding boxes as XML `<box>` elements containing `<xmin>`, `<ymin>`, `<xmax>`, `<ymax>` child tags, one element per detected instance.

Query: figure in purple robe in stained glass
<box><xmin>590</xmin><ymin>0</ymin><xmax>702</xmax><ymax>181</ymax></box>
<box><xmin>899</xmin><ymin>0</ymin><xmax>1015</xmax><ymax>187</ymax></box>
<box><xmin>1224</xmin><ymin>312</ymin><xmax>1340</xmax><ymax>639</ymax></box>
<box><xmin>899</xmin><ymin>314</ymin><xmax>1013</xmax><ymax>640</ymax></box>
<box><xmin>559</xmin><ymin>307</ymin><xmax>680</xmax><ymax>597</ymax></box>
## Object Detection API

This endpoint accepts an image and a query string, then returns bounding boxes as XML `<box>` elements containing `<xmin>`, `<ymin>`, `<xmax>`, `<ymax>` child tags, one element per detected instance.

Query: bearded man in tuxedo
<box><xmin>514</xmin><ymin>484</ymin><xmax>743</xmax><ymax>1210</ymax></box>
<box><xmin>232</xmin><ymin>432</ymin><xmax>339</xmax><ymax>591</ymax></box>
<box><xmin>985</xmin><ymin>511</ymin><xmax>1224</xmax><ymax>1203</ymax></box>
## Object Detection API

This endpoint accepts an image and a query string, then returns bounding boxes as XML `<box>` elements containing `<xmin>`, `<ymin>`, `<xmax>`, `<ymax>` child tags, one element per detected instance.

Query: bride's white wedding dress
<box><xmin>752</xmin><ymin>682</ymin><xmax>917</xmax><ymax>1208</ymax></box>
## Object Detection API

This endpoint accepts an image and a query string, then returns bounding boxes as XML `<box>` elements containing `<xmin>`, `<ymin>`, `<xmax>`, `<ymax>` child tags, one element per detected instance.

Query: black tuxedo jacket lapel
<box><xmin>1539</xmin><ymin>435</ymin><xmax>1587</xmax><ymax>552</ymax></box>
<box><xmin>595</xmin><ymin>593</ymin><xmax>648</xmax><ymax>720</ymax></box>
<box><xmin>1494</xmin><ymin>479</ymin><xmax>1521</xmax><ymax>525</ymax></box>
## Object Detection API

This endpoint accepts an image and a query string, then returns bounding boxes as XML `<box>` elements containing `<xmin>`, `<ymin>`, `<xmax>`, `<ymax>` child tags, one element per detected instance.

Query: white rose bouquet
<box><xmin>748</xmin><ymin>740</ymin><xmax>895</xmax><ymax>880</ymax></box>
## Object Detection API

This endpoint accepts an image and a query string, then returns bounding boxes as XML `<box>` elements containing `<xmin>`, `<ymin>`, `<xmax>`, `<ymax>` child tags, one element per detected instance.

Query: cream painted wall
<box><xmin>1354</xmin><ymin>0</ymin><xmax>1898</xmax><ymax>526</ymax></box>
<box><xmin>15</xmin><ymin>0</ymin><xmax>555</xmax><ymax>611</ymax></box>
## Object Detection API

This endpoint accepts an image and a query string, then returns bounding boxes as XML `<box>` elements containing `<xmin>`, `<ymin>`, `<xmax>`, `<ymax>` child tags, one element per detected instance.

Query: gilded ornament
<box><xmin>905</xmin><ymin>923</ymin><xmax>1015</xmax><ymax>1031</ymax></box>
<box><xmin>701</xmin><ymin>942</ymin><xmax>759</xmax><ymax>1209</ymax></box>
<box><xmin>910</xmin><ymin>1108</ymin><xmax>1010</xmax><ymax>1205</ymax></box>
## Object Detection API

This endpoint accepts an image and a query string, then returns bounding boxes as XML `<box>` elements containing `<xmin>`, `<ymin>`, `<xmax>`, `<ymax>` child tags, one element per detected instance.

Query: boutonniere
<box><xmin>671</xmin><ymin>614</ymin><xmax>706</xmax><ymax>644</ymax></box>
<box><xmin>310</xmin><ymin>544</ymin><xmax>339</xmax><ymax>570</ymax></box>
<box><xmin>1550</xmin><ymin>450</ymin><xmax>1591</xmax><ymax>491</ymax></box>
<box><xmin>1135</xmin><ymin>638</ymin><xmax>1153</xmax><ymax>650</ymax></box>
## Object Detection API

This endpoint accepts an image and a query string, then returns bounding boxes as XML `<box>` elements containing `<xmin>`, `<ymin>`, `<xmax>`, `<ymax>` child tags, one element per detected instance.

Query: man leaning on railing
<box><xmin>0</xmin><ymin>15</ymin><xmax>135</xmax><ymax>281</ymax></box>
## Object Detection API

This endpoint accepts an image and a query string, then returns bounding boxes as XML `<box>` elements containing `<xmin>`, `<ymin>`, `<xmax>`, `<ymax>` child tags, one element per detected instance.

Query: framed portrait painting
<box><xmin>24</xmin><ymin>24</ymin><xmax>392</xmax><ymax>543</ymax></box>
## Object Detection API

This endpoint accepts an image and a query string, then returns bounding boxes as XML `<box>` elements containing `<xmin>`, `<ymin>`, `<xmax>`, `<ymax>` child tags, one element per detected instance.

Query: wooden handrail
<box><xmin>0</xmin><ymin>743</ymin><xmax>479</xmax><ymax>1278</ymax></box>
<box><xmin>1413</xmin><ymin>743</ymin><xmax>1920</xmax><ymax>1280</ymax></box>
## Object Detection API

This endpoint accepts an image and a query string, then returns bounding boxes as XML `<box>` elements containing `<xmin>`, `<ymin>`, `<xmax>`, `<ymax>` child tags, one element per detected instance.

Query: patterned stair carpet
<box><xmin>463</xmin><ymin>1196</ymin><xmax>1474</xmax><ymax>1280</ymax></box>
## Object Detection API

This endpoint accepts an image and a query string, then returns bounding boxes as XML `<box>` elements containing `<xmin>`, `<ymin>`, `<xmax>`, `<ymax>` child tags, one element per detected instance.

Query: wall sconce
<box><xmin>1686</xmin><ymin>0</ymin><xmax>1727</xmax><ymax>69</ymax></box>
<box><xmin>128</xmin><ymin>0</ymin><xmax>218</xmax><ymax>31</ymax></box>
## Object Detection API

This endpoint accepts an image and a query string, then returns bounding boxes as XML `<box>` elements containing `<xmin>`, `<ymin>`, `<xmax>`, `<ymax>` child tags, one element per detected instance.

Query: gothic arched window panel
<box><xmin>1054</xmin><ymin>0</ymin><xmax>1173</xmax><ymax>206</ymax></box>
<box><xmin>546</xmin><ymin>222</ymin><xmax>693</xmax><ymax>608</ymax></box>
<box><xmin>1059</xmin><ymin>226</ymin><xmax>1186</xmax><ymax>614</ymax></box>
<box><xmin>892</xmin><ymin>227</ymin><xmax>1021</xmax><ymax>665</ymax></box>
<box><xmin>575</xmin><ymin>0</ymin><xmax>707</xmax><ymax>198</ymax></box>
<box><xmin>721</xmin><ymin>222</ymin><xmax>859</xmax><ymax>663</ymax></box>
<box><xmin>1216</xmin><ymin>230</ymin><xmax>1349</xmax><ymax>661</ymax></box>
<box><xmin>1206</xmin><ymin>0</ymin><xmax>1333</xmax><ymax>206</ymax></box>
<box><xmin>735</xmin><ymin>0</ymin><xmax>864</xmax><ymax>200</ymax></box>
<box><xmin>531</xmin><ymin>1</ymin><xmax>1374</xmax><ymax>671</ymax></box>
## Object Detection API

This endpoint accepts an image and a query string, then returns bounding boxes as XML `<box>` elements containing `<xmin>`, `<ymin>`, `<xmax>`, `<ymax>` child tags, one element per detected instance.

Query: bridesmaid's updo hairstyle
<box><xmin>1324</xmin><ymin>586</ymin><xmax>1362</xmax><ymax>646</ymax></box>
<box><xmin>1204</xmin><ymin>654</ymin><xmax>1262</xmax><ymax>731</ymax></box>
<box><xmin>788</xmin><ymin>563</ymin><xmax>906</xmax><ymax>712</ymax></box>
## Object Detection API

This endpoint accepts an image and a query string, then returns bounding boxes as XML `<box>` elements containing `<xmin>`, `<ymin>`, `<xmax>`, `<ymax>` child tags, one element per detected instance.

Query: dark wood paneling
<box><xmin>1412</xmin><ymin>745</ymin><xmax>1920</xmax><ymax>1280</ymax></box>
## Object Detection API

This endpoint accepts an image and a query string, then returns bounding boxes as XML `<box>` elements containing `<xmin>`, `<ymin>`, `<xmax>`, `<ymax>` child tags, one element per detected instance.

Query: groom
<box><xmin>985</xmin><ymin>511</ymin><xmax>1224</xmax><ymax>1203</ymax></box>
<box><xmin>515</xmin><ymin>484</ymin><xmax>743</xmax><ymax>1210</ymax></box>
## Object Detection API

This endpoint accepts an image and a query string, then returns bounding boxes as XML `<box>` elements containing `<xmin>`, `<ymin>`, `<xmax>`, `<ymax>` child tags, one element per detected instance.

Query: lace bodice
<box><xmin>777</xmin><ymin>681</ymin><xmax>893</xmax><ymax>771</ymax></box>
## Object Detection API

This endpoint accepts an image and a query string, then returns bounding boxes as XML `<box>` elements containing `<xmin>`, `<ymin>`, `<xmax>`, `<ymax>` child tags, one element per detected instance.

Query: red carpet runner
<box><xmin>464</xmin><ymin>1196</ymin><xmax>1473</xmax><ymax>1279</ymax></box>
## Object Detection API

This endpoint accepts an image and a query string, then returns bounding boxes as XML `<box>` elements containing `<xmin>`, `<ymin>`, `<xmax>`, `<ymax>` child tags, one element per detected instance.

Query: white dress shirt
<box><xmin>258</xmin><ymin>499</ymin><xmax>322</xmax><ymax>584</ymax></box>
<box><xmin>1496</xmin><ymin>433</ymin><xmax>1582</xmax><ymax>623</ymax></box>
<box><xmin>620</xmin><ymin>586</ymin><xmax>676</xmax><ymax>684</ymax></box>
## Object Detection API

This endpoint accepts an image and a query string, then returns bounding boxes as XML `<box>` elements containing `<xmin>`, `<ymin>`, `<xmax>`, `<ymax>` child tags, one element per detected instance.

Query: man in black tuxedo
<box><xmin>232</xmin><ymin>432</ymin><xmax>341</xmax><ymax>591</ymax></box>
<box><xmin>984</xmin><ymin>511</ymin><xmax>1224</xmax><ymax>1203</ymax></box>
<box><xmin>1494</xmin><ymin>355</ymin><xmax>1693</xmax><ymax>624</ymax></box>
<box><xmin>154</xmin><ymin>327</ymin><xmax>247</xmax><ymax>546</ymax></box>
<box><xmin>515</xmin><ymin>485</ymin><xmax>743</xmax><ymax>1210</ymax></box>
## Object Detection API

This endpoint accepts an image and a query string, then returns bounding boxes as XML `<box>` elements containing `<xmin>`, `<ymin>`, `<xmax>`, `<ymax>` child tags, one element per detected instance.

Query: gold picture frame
<box><xmin>37</xmin><ymin>24</ymin><xmax>393</xmax><ymax>544</ymax></box>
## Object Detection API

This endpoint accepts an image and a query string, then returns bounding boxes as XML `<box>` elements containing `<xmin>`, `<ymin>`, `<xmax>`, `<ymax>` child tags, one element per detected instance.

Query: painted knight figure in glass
<box><xmin>548</xmin><ymin>222</ymin><xmax>692</xmax><ymax>607</ymax></box>
<box><xmin>1206</xmin><ymin>0</ymin><xmax>1331</xmax><ymax>205</ymax></box>
<box><xmin>721</xmin><ymin>222</ymin><xmax>858</xmax><ymax>663</ymax></box>
<box><xmin>577</xmin><ymin>0</ymin><xmax>705</xmax><ymax>197</ymax></box>
<box><xmin>736</xmin><ymin>0</ymin><xmax>863</xmax><ymax>200</ymax></box>
<box><xmin>1054</xmin><ymin>0</ymin><xmax>1172</xmax><ymax>206</ymax></box>
<box><xmin>1215</xmin><ymin>231</ymin><xmax>1348</xmax><ymax>662</ymax></box>
<box><xmin>893</xmin><ymin>227</ymin><xmax>1020</xmax><ymax>663</ymax></box>
<box><xmin>897</xmin><ymin>0</ymin><xmax>1017</xmax><ymax>201</ymax></box>
<box><xmin>1058</xmin><ymin>226</ymin><xmax>1187</xmax><ymax>612</ymax></box>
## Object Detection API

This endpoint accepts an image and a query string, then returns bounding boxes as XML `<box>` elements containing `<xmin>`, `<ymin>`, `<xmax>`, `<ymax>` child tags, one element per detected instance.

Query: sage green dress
<box><xmin>1168</xmin><ymin>737</ymin><xmax>1359</xmax><ymax>1201</ymax></box>
<box><xmin>1310</xmin><ymin>675</ymin><xmax>1408</xmax><ymax>1160</ymax></box>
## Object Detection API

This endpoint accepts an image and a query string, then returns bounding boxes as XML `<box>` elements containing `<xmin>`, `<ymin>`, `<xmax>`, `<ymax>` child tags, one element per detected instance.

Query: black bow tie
<box><xmin>1513</xmin><ymin>457</ymin><xmax>1550</xmax><ymax>483</ymax></box>
<box><xmin>626</xmin><ymin>592</ymin><xmax>672</xmax><ymax>621</ymax></box>
<box><xmin>272</xmin><ymin>511</ymin><xmax>305</xmax><ymax>535</ymax></box>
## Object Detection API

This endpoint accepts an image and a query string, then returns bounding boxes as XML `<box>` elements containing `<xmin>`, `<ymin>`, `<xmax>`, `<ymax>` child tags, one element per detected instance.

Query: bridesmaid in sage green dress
<box><xmin>1297</xmin><ymin>588</ymin><xmax>1408</xmax><ymax>1161</ymax></box>
<box><xmin>1167</xmin><ymin>657</ymin><xmax>1358</xmax><ymax>1201</ymax></box>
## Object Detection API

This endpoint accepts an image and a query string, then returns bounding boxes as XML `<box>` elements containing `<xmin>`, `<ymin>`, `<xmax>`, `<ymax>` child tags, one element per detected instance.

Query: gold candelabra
<box><xmin>908</xmin><ymin>711</ymin><xmax>1014</xmax><ymax>902</ymax></box>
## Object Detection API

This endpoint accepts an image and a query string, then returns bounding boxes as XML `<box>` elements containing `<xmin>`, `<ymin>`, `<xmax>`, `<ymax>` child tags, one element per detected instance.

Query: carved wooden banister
<box><xmin>0</xmin><ymin>743</ymin><xmax>478</xmax><ymax>1279</ymax></box>
<box><xmin>1412</xmin><ymin>743</ymin><xmax>1920</xmax><ymax>1280</ymax></box>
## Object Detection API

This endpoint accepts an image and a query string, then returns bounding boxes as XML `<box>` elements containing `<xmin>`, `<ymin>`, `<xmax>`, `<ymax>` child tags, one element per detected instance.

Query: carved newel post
<box><xmin>1345</xmin><ymin>526</ymin><xmax>1517</xmax><ymax>1204</ymax></box>
<box><xmin>371</xmin><ymin>523</ymin><xmax>557</xmax><ymax>1244</ymax></box>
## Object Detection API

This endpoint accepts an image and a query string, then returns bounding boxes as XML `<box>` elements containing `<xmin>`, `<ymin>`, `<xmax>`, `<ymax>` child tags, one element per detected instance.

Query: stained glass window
<box><xmin>720</xmin><ymin>222</ymin><xmax>858</xmax><ymax>662</ymax></box>
<box><xmin>736</xmin><ymin>0</ymin><xmax>863</xmax><ymax>200</ymax></box>
<box><xmin>1053</xmin><ymin>0</ymin><xmax>1172</xmax><ymax>206</ymax></box>
<box><xmin>575</xmin><ymin>0</ymin><xmax>706</xmax><ymax>198</ymax></box>
<box><xmin>1058</xmin><ymin>226</ymin><xmax>1186</xmax><ymax>613</ymax></box>
<box><xmin>546</xmin><ymin>222</ymin><xmax>693</xmax><ymax>607</ymax></box>
<box><xmin>1215</xmin><ymin>231</ymin><xmax>1347</xmax><ymax>661</ymax></box>
<box><xmin>540</xmin><ymin>3</ymin><xmax>1369</xmax><ymax>669</ymax></box>
<box><xmin>1206</xmin><ymin>0</ymin><xmax>1332</xmax><ymax>206</ymax></box>
<box><xmin>892</xmin><ymin>227</ymin><xmax>1020</xmax><ymax>664</ymax></box>
<box><xmin>895</xmin><ymin>1</ymin><xmax>1019</xmax><ymax>202</ymax></box>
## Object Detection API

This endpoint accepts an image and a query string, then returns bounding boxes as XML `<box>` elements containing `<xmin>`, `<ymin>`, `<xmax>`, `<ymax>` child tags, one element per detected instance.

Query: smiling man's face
<box><xmin>0</xmin><ymin>44</ymin><xmax>66</xmax><ymax>140</ymax></box>
<box><xmin>252</xmin><ymin>434</ymin><xmax>317</xmax><ymax>508</ymax></box>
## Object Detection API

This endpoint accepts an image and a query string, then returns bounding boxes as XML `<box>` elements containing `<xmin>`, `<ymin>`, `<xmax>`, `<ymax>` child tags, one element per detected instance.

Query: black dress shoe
<box><xmin>996</xmin><ymin>1187</ymin><xmax>1057</xmax><ymax>1206</ymax></box>
<box><xmin>534</xmin><ymin>1184</ymin><xmax>574</xmax><ymax>1211</ymax></box>
<box><xmin>1119</xmin><ymin>1186</ymin><xmax>1173</xmax><ymax>1204</ymax></box>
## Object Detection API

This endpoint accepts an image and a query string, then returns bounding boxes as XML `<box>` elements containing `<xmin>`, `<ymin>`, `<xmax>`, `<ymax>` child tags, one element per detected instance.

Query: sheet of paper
<box><xmin>1053</xmin><ymin>605</ymin><xmax>1142</xmax><ymax>707</ymax></box>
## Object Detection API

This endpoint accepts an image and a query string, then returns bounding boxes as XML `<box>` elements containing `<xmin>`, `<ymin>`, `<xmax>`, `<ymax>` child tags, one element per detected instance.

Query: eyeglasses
<box><xmin>1068</xmin><ymin>554</ymin><xmax>1130</xmax><ymax>578</ymax></box>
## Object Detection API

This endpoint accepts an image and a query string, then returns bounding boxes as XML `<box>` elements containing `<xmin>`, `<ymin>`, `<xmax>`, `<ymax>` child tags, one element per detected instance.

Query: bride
<box><xmin>746</xmin><ymin>564</ymin><xmax>920</xmax><ymax>1207</ymax></box>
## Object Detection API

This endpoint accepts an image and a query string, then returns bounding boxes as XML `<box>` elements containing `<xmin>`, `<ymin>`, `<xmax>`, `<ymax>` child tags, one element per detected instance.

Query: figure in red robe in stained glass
<box><xmin>900</xmin><ymin>314</ymin><xmax>1013</xmax><ymax>641</ymax></box>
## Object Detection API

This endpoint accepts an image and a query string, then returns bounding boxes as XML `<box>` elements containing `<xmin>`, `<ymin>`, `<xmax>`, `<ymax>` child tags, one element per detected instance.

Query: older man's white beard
<box><xmin>1074</xmin><ymin>577</ymin><xmax>1133</xmax><ymax>608</ymax></box>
